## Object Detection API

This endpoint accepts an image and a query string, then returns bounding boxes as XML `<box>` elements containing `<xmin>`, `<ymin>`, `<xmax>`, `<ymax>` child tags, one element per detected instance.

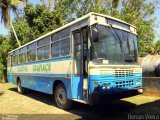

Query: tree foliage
<box><xmin>0</xmin><ymin>36</ymin><xmax>11</xmax><ymax>80</ymax></box>
<box><xmin>9</xmin><ymin>0</ymin><xmax>160</xmax><ymax>52</ymax></box>
<box><xmin>0</xmin><ymin>0</ymin><xmax>159</xmax><ymax>80</ymax></box>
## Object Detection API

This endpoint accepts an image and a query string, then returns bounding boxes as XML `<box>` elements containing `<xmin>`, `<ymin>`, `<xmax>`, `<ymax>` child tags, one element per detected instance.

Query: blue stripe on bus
<box><xmin>8</xmin><ymin>72</ymin><xmax>142</xmax><ymax>99</ymax></box>
<box><xmin>12</xmin><ymin>73</ymin><xmax>68</xmax><ymax>77</ymax></box>
<box><xmin>12</xmin><ymin>57</ymin><xmax>72</xmax><ymax>66</ymax></box>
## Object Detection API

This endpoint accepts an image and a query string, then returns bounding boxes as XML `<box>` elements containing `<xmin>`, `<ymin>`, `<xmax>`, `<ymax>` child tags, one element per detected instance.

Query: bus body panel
<box><xmin>71</xmin><ymin>75</ymin><xmax>83</xmax><ymax>99</ymax></box>
<box><xmin>7</xmin><ymin>58</ymin><xmax>73</xmax><ymax>99</ymax></box>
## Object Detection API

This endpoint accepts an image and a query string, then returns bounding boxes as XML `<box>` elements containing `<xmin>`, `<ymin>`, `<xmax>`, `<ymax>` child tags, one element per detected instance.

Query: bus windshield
<box><xmin>91</xmin><ymin>25</ymin><xmax>138</xmax><ymax>65</ymax></box>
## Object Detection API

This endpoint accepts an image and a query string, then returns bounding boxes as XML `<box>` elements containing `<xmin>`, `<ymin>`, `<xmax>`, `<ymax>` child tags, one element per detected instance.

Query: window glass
<box><xmin>73</xmin><ymin>32</ymin><xmax>81</xmax><ymax>75</ymax></box>
<box><xmin>37</xmin><ymin>45</ymin><xmax>50</xmax><ymax>60</ymax></box>
<box><xmin>38</xmin><ymin>37</ymin><xmax>50</xmax><ymax>47</ymax></box>
<box><xmin>82</xmin><ymin>28</ymin><xmax>87</xmax><ymax>56</ymax></box>
<box><xmin>27</xmin><ymin>49</ymin><xmax>36</xmax><ymax>62</ymax></box>
<box><xmin>28</xmin><ymin>42</ymin><xmax>36</xmax><ymax>51</ymax></box>
<box><xmin>19</xmin><ymin>47</ymin><xmax>27</xmax><ymax>54</ymax></box>
<box><xmin>60</xmin><ymin>38</ymin><xmax>70</xmax><ymax>56</ymax></box>
<box><xmin>13</xmin><ymin>50</ymin><xmax>19</xmax><ymax>55</ymax></box>
<box><xmin>51</xmin><ymin>32</ymin><xmax>59</xmax><ymax>42</ymax></box>
<box><xmin>107</xmin><ymin>19</ymin><xmax>130</xmax><ymax>30</ymax></box>
<box><xmin>74</xmin><ymin>32</ymin><xmax>81</xmax><ymax>60</ymax></box>
<box><xmin>43</xmin><ymin>45</ymin><xmax>50</xmax><ymax>59</ymax></box>
<box><xmin>60</xmin><ymin>28</ymin><xmax>70</xmax><ymax>39</ymax></box>
<box><xmin>51</xmin><ymin>42</ymin><xmax>60</xmax><ymax>57</ymax></box>
<box><xmin>19</xmin><ymin>53</ymin><xmax>26</xmax><ymax>64</ymax></box>
<box><xmin>12</xmin><ymin>55</ymin><xmax>18</xmax><ymax>65</ymax></box>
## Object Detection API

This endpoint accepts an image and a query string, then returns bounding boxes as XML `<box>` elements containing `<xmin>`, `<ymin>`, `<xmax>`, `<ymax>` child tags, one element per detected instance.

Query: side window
<box><xmin>60</xmin><ymin>38</ymin><xmax>70</xmax><ymax>56</ymax></box>
<box><xmin>12</xmin><ymin>50</ymin><xmax>19</xmax><ymax>65</ymax></box>
<box><xmin>73</xmin><ymin>32</ymin><xmax>81</xmax><ymax>75</ymax></box>
<box><xmin>19</xmin><ymin>47</ymin><xmax>27</xmax><ymax>64</ymax></box>
<box><xmin>37</xmin><ymin>45</ymin><xmax>50</xmax><ymax>60</ymax></box>
<box><xmin>28</xmin><ymin>49</ymin><xmax>36</xmax><ymax>62</ymax></box>
<box><xmin>51</xmin><ymin>32</ymin><xmax>59</xmax><ymax>42</ymax></box>
<box><xmin>51</xmin><ymin>38</ymin><xmax>70</xmax><ymax>58</ymax></box>
<box><xmin>27</xmin><ymin>42</ymin><xmax>37</xmax><ymax>62</ymax></box>
<box><xmin>51</xmin><ymin>42</ymin><xmax>60</xmax><ymax>58</ymax></box>
<box><xmin>37</xmin><ymin>36</ymin><xmax>50</xmax><ymax>60</ymax></box>
<box><xmin>19</xmin><ymin>53</ymin><xmax>26</xmax><ymax>64</ymax></box>
<box><xmin>74</xmin><ymin>32</ymin><xmax>81</xmax><ymax>60</ymax></box>
<box><xmin>60</xmin><ymin>28</ymin><xmax>70</xmax><ymax>39</ymax></box>
<box><xmin>51</xmin><ymin>30</ymin><xmax>70</xmax><ymax>58</ymax></box>
<box><xmin>38</xmin><ymin>36</ymin><xmax>50</xmax><ymax>47</ymax></box>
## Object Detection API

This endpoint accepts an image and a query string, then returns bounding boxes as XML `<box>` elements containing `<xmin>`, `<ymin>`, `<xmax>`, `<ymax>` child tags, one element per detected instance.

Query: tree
<box><xmin>68</xmin><ymin>0</ymin><xmax>158</xmax><ymax>54</ymax></box>
<box><xmin>9</xmin><ymin>0</ymin><xmax>159</xmax><ymax>55</ymax></box>
<box><xmin>154</xmin><ymin>40</ymin><xmax>160</xmax><ymax>54</ymax></box>
<box><xmin>0</xmin><ymin>35</ymin><xmax>11</xmax><ymax>81</ymax></box>
<box><xmin>0</xmin><ymin>0</ymin><xmax>26</xmax><ymax>47</ymax></box>
<box><xmin>10</xmin><ymin>3</ymin><xmax>58</xmax><ymax>45</ymax></box>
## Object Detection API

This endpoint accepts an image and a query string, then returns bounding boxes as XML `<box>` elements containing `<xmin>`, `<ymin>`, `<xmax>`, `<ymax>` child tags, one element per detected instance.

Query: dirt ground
<box><xmin>0</xmin><ymin>83</ymin><xmax>160</xmax><ymax>120</ymax></box>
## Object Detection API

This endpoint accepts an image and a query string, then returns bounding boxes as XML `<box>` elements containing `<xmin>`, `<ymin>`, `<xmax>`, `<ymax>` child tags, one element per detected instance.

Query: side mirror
<box><xmin>91</xmin><ymin>27</ymin><xmax>99</xmax><ymax>42</ymax></box>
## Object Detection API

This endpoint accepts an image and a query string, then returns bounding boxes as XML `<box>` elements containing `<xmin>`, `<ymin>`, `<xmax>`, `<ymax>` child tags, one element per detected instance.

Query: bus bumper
<box><xmin>88</xmin><ymin>87</ymin><xmax>143</xmax><ymax>105</ymax></box>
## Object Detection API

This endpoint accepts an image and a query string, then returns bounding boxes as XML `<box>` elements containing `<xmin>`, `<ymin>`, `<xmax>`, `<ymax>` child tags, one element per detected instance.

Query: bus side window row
<box><xmin>10</xmin><ymin>36</ymin><xmax>70</xmax><ymax>65</ymax></box>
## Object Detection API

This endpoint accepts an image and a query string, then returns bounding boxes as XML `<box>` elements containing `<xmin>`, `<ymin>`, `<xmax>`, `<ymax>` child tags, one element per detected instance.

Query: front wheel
<box><xmin>54</xmin><ymin>83</ymin><xmax>72</xmax><ymax>110</ymax></box>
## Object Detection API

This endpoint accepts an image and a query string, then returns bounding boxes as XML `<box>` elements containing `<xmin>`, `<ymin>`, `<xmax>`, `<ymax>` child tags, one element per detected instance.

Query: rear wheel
<box><xmin>17</xmin><ymin>80</ymin><xmax>26</xmax><ymax>94</ymax></box>
<box><xmin>54</xmin><ymin>83</ymin><xmax>72</xmax><ymax>110</ymax></box>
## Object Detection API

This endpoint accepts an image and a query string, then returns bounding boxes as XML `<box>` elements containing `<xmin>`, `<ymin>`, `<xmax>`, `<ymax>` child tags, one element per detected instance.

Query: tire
<box><xmin>17</xmin><ymin>80</ymin><xmax>26</xmax><ymax>94</ymax></box>
<box><xmin>54</xmin><ymin>83</ymin><xmax>72</xmax><ymax>110</ymax></box>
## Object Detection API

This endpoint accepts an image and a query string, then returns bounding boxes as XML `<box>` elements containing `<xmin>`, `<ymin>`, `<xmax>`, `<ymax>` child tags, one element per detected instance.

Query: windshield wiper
<box><xmin>109</xmin><ymin>24</ymin><xmax>123</xmax><ymax>51</ymax></box>
<box><xmin>109</xmin><ymin>24</ymin><xmax>124</xmax><ymax>59</ymax></box>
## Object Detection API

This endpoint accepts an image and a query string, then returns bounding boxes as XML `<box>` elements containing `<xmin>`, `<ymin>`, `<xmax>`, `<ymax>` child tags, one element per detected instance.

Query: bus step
<box><xmin>83</xmin><ymin>89</ymin><xmax>88</xmax><ymax>99</ymax></box>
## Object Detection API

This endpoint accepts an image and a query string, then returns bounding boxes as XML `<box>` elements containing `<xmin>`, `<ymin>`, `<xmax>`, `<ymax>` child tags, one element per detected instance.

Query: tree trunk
<box><xmin>10</xmin><ymin>20</ymin><xmax>21</xmax><ymax>47</ymax></box>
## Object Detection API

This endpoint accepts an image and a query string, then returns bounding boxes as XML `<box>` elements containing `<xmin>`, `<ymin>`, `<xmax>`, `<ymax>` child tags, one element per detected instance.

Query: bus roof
<box><xmin>9</xmin><ymin>12</ymin><xmax>135</xmax><ymax>54</ymax></box>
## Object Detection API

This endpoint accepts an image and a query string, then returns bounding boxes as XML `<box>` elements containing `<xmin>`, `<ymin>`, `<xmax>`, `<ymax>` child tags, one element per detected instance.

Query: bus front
<box><xmin>88</xmin><ymin>16</ymin><xmax>143</xmax><ymax>104</ymax></box>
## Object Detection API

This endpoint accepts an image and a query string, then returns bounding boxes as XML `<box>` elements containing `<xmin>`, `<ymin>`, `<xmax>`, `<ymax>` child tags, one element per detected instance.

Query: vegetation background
<box><xmin>0</xmin><ymin>0</ymin><xmax>160</xmax><ymax>81</ymax></box>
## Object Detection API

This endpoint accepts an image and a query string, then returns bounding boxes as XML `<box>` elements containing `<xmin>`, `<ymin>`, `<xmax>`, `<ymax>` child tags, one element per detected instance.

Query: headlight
<box><xmin>106</xmin><ymin>83</ymin><xmax>111</xmax><ymax>89</ymax></box>
<box><xmin>136</xmin><ymin>79</ymin><xmax>141</xmax><ymax>85</ymax></box>
<box><xmin>94</xmin><ymin>82</ymin><xmax>100</xmax><ymax>91</ymax></box>
<box><xmin>102</xmin><ymin>83</ymin><xmax>110</xmax><ymax>90</ymax></box>
<box><xmin>102</xmin><ymin>83</ymin><xmax>106</xmax><ymax>90</ymax></box>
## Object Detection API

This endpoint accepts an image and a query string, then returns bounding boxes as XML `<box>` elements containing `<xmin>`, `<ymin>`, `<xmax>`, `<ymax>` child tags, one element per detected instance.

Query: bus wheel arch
<box><xmin>53</xmin><ymin>80</ymin><xmax>73</xmax><ymax>110</ymax></box>
<box><xmin>53</xmin><ymin>80</ymin><xmax>63</xmax><ymax>94</ymax></box>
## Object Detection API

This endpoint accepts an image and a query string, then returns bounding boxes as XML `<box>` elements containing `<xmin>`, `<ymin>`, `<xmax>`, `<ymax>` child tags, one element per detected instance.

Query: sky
<box><xmin>0</xmin><ymin>0</ymin><xmax>160</xmax><ymax>41</ymax></box>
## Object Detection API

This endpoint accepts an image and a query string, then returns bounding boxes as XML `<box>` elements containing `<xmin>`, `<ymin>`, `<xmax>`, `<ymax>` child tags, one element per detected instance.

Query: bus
<box><xmin>7</xmin><ymin>12</ymin><xmax>143</xmax><ymax>110</ymax></box>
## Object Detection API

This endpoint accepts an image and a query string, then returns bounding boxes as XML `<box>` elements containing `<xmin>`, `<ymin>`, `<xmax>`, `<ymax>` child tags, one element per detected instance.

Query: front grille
<box><xmin>114</xmin><ymin>69</ymin><xmax>134</xmax><ymax>78</ymax></box>
<box><xmin>116</xmin><ymin>80</ymin><xmax>134</xmax><ymax>88</ymax></box>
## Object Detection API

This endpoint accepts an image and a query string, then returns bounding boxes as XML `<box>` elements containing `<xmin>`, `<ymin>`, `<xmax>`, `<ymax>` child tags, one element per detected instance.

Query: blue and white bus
<box><xmin>7</xmin><ymin>12</ymin><xmax>143</xmax><ymax>109</ymax></box>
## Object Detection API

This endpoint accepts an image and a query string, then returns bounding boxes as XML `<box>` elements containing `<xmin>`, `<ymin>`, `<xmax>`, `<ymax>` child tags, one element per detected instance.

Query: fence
<box><xmin>143</xmin><ymin>77</ymin><xmax>160</xmax><ymax>97</ymax></box>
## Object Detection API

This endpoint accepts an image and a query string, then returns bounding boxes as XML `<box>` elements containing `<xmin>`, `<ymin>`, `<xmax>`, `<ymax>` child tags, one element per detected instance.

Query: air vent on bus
<box><xmin>116</xmin><ymin>80</ymin><xmax>134</xmax><ymax>88</ymax></box>
<box><xmin>114</xmin><ymin>69</ymin><xmax>134</xmax><ymax>78</ymax></box>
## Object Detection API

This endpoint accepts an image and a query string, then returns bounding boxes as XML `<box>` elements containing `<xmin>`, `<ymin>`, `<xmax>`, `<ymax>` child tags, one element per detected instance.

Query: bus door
<box><xmin>72</xmin><ymin>28</ymin><xmax>88</xmax><ymax>100</ymax></box>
